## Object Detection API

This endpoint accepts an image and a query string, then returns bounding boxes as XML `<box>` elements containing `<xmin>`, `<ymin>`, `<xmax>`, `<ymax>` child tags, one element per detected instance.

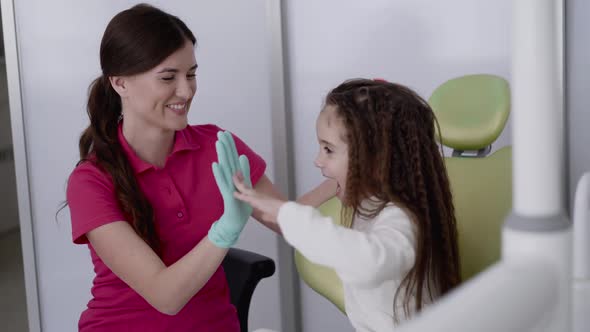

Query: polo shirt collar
<box><xmin>117</xmin><ymin>122</ymin><xmax>200</xmax><ymax>174</ymax></box>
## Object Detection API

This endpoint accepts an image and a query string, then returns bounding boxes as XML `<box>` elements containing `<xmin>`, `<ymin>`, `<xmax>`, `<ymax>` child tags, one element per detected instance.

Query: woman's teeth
<box><xmin>167</xmin><ymin>104</ymin><xmax>185</xmax><ymax>110</ymax></box>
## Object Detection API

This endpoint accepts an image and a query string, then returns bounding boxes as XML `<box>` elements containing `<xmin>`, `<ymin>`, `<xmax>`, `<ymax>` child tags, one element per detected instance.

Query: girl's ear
<box><xmin>109</xmin><ymin>76</ymin><xmax>128</xmax><ymax>97</ymax></box>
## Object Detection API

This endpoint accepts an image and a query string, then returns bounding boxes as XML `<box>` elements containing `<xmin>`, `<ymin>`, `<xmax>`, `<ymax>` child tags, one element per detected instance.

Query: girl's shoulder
<box><xmin>368</xmin><ymin>203</ymin><xmax>415</xmax><ymax>233</ymax></box>
<box><xmin>355</xmin><ymin>200</ymin><xmax>412</xmax><ymax>229</ymax></box>
<box><xmin>377</xmin><ymin>203</ymin><xmax>411</xmax><ymax>222</ymax></box>
<box><xmin>360</xmin><ymin>199</ymin><xmax>409</xmax><ymax>220</ymax></box>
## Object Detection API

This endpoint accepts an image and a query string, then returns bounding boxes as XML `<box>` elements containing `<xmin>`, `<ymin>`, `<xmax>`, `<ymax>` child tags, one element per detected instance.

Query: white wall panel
<box><xmin>10</xmin><ymin>1</ymin><xmax>280</xmax><ymax>330</ymax></box>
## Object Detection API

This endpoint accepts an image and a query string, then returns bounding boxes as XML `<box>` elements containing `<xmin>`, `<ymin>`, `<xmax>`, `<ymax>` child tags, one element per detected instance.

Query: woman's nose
<box><xmin>177</xmin><ymin>78</ymin><xmax>195</xmax><ymax>99</ymax></box>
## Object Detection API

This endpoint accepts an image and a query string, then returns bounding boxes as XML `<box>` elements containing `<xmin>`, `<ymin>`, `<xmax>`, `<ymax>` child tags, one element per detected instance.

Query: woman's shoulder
<box><xmin>70</xmin><ymin>157</ymin><xmax>103</xmax><ymax>174</ymax></box>
<box><xmin>68</xmin><ymin>159</ymin><xmax>113</xmax><ymax>189</ymax></box>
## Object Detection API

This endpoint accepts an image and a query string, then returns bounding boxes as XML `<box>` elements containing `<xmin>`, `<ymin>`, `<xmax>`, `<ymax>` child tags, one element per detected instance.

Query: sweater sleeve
<box><xmin>277</xmin><ymin>201</ymin><xmax>416</xmax><ymax>287</ymax></box>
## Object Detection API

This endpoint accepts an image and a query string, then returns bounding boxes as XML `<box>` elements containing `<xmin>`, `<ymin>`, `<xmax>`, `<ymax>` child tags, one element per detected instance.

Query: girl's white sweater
<box><xmin>278</xmin><ymin>200</ymin><xmax>423</xmax><ymax>332</ymax></box>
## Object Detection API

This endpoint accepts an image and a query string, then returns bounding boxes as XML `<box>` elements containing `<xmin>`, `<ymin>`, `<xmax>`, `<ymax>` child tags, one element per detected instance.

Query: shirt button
<box><xmin>177</xmin><ymin>211</ymin><xmax>184</xmax><ymax>218</ymax></box>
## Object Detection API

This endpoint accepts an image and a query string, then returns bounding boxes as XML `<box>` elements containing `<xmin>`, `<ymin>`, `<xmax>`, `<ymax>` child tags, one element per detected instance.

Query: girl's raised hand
<box><xmin>233</xmin><ymin>172</ymin><xmax>286</xmax><ymax>225</ymax></box>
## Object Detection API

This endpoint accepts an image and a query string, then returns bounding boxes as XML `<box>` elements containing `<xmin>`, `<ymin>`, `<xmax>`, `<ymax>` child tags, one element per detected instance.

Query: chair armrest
<box><xmin>222</xmin><ymin>248</ymin><xmax>276</xmax><ymax>332</ymax></box>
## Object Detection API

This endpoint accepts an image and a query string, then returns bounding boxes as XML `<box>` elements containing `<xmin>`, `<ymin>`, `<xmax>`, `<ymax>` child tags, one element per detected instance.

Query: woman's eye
<box><xmin>324</xmin><ymin>146</ymin><xmax>333</xmax><ymax>154</ymax></box>
<box><xmin>187</xmin><ymin>73</ymin><xmax>196</xmax><ymax>80</ymax></box>
<box><xmin>162</xmin><ymin>76</ymin><xmax>174</xmax><ymax>81</ymax></box>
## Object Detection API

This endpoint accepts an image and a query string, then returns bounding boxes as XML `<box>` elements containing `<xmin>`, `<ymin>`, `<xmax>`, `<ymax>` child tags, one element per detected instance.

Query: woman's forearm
<box><xmin>296</xmin><ymin>179</ymin><xmax>338</xmax><ymax>207</ymax></box>
<box><xmin>88</xmin><ymin>222</ymin><xmax>228</xmax><ymax>316</ymax></box>
<box><xmin>150</xmin><ymin>238</ymin><xmax>227</xmax><ymax>315</ymax></box>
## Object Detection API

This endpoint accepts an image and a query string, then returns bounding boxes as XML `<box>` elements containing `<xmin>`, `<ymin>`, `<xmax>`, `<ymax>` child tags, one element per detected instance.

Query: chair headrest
<box><xmin>428</xmin><ymin>74</ymin><xmax>510</xmax><ymax>151</ymax></box>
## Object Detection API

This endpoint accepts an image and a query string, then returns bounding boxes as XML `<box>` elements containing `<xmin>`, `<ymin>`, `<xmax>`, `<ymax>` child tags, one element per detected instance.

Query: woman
<box><xmin>66</xmin><ymin>4</ymin><xmax>334</xmax><ymax>331</ymax></box>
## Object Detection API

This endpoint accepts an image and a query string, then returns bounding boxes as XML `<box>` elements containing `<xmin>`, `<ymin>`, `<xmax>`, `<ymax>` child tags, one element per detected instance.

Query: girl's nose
<box><xmin>314</xmin><ymin>154</ymin><xmax>322</xmax><ymax>168</ymax></box>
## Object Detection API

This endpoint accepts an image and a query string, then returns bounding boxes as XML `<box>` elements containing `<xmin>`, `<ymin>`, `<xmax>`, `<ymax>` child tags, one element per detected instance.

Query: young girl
<box><xmin>229</xmin><ymin>78</ymin><xmax>461</xmax><ymax>330</ymax></box>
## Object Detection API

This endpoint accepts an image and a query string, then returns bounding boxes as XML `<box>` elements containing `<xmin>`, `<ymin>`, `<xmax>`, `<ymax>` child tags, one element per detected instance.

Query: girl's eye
<box><xmin>187</xmin><ymin>73</ymin><xmax>196</xmax><ymax>80</ymax></box>
<box><xmin>162</xmin><ymin>76</ymin><xmax>174</xmax><ymax>81</ymax></box>
<box><xmin>324</xmin><ymin>146</ymin><xmax>333</xmax><ymax>154</ymax></box>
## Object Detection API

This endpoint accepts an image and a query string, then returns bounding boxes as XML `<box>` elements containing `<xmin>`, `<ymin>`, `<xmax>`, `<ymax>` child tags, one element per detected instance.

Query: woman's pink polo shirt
<box><xmin>66</xmin><ymin>123</ymin><xmax>266</xmax><ymax>331</ymax></box>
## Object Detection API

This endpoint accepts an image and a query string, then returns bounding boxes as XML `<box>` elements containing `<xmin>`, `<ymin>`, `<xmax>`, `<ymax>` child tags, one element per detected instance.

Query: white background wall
<box><xmin>11</xmin><ymin>1</ymin><xmax>280</xmax><ymax>331</ymax></box>
<box><xmin>283</xmin><ymin>0</ymin><xmax>512</xmax><ymax>330</ymax></box>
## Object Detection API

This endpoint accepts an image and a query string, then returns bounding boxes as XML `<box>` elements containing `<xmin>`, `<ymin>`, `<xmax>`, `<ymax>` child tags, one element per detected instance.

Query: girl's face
<box><xmin>114</xmin><ymin>39</ymin><xmax>197</xmax><ymax>133</ymax></box>
<box><xmin>314</xmin><ymin>106</ymin><xmax>349</xmax><ymax>201</ymax></box>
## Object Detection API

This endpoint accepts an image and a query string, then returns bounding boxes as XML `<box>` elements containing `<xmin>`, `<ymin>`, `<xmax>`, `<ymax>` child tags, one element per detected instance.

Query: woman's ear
<box><xmin>109</xmin><ymin>76</ymin><xmax>128</xmax><ymax>97</ymax></box>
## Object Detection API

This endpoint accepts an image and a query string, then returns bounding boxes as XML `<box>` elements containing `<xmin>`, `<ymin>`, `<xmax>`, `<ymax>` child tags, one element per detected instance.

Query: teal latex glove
<box><xmin>208</xmin><ymin>131</ymin><xmax>253</xmax><ymax>248</ymax></box>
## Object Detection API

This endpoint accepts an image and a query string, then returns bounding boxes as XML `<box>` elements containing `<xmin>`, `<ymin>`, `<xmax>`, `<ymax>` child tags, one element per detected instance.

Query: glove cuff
<box><xmin>207</xmin><ymin>219</ymin><xmax>238</xmax><ymax>248</ymax></box>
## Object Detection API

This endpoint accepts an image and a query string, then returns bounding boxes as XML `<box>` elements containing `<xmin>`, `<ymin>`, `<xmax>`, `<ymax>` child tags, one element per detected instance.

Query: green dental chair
<box><xmin>294</xmin><ymin>74</ymin><xmax>512</xmax><ymax>313</ymax></box>
<box><xmin>294</xmin><ymin>198</ymin><xmax>347</xmax><ymax>313</ymax></box>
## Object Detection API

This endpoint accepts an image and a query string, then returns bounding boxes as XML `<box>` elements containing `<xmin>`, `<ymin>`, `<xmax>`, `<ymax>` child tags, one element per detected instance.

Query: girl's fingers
<box><xmin>233</xmin><ymin>174</ymin><xmax>251</xmax><ymax>194</ymax></box>
<box><xmin>234</xmin><ymin>191</ymin><xmax>258</xmax><ymax>208</ymax></box>
<box><xmin>233</xmin><ymin>191</ymin><xmax>249</xmax><ymax>202</ymax></box>
<box><xmin>233</xmin><ymin>191</ymin><xmax>243</xmax><ymax>200</ymax></box>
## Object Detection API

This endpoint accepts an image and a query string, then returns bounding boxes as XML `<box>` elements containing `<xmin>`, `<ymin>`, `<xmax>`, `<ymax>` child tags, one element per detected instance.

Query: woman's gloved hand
<box><xmin>208</xmin><ymin>131</ymin><xmax>253</xmax><ymax>248</ymax></box>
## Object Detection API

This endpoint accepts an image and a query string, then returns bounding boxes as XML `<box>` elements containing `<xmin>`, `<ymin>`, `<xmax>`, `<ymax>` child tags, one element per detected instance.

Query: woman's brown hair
<box><xmin>325</xmin><ymin>78</ymin><xmax>461</xmax><ymax>321</ymax></box>
<box><xmin>70</xmin><ymin>4</ymin><xmax>196</xmax><ymax>252</ymax></box>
